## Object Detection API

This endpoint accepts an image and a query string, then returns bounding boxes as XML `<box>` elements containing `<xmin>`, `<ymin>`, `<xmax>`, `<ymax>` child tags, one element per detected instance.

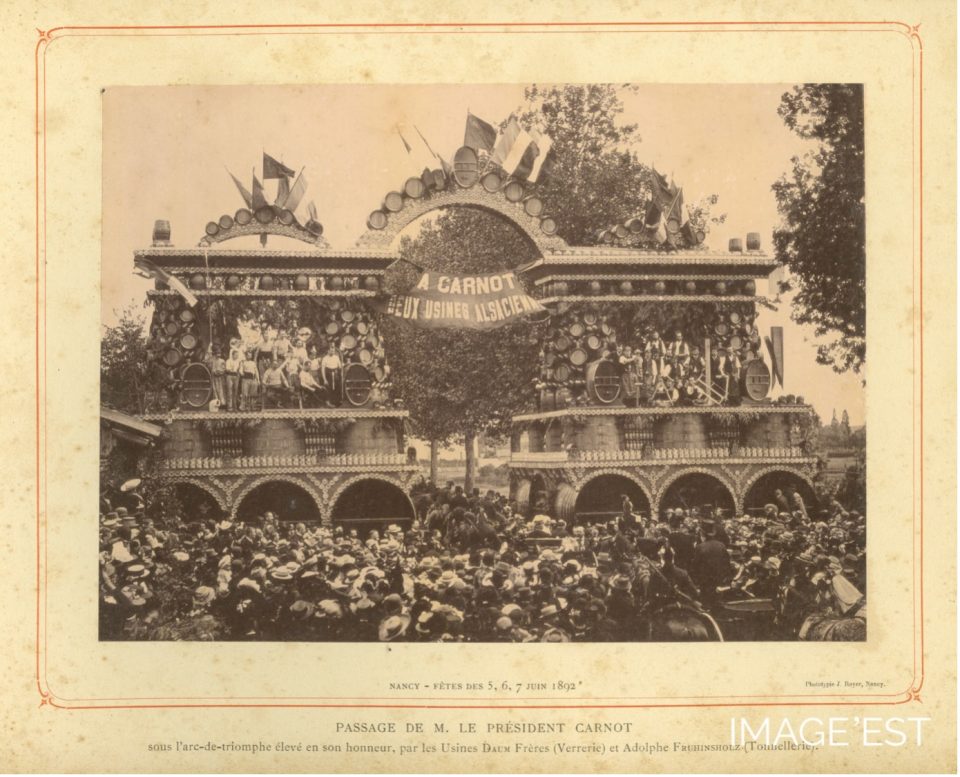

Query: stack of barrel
<box><xmin>147</xmin><ymin>298</ymin><xmax>205</xmax><ymax>374</ymax></box>
<box><xmin>312</xmin><ymin>302</ymin><xmax>388</xmax><ymax>408</ymax></box>
<box><xmin>707</xmin><ymin>304</ymin><xmax>763</xmax><ymax>366</ymax></box>
<box><xmin>538</xmin><ymin>308</ymin><xmax>620</xmax><ymax>410</ymax></box>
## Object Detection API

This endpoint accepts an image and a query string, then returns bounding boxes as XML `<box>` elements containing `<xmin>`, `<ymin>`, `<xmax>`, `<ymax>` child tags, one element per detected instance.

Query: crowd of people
<box><xmin>205</xmin><ymin>322</ymin><xmax>387</xmax><ymax>411</ymax></box>
<box><xmin>99</xmin><ymin>482</ymin><xmax>866</xmax><ymax>643</ymax></box>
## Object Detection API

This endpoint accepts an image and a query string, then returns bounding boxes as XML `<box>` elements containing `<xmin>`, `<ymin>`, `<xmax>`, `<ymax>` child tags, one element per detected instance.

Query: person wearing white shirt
<box><xmin>320</xmin><ymin>343</ymin><xmax>344</xmax><ymax>407</ymax></box>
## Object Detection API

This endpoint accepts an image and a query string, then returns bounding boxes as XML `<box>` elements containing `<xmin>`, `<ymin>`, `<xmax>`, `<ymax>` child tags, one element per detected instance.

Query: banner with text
<box><xmin>381</xmin><ymin>270</ymin><xmax>548</xmax><ymax>329</ymax></box>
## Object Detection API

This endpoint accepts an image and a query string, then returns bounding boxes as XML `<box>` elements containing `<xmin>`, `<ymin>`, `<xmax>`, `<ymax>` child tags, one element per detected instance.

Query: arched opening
<box><xmin>659</xmin><ymin>472</ymin><xmax>735</xmax><ymax>518</ymax></box>
<box><xmin>743</xmin><ymin>471</ymin><xmax>818</xmax><ymax>515</ymax></box>
<box><xmin>236</xmin><ymin>480</ymin><xmax>322</xmax><ymax>524</ymax></box>
<box><xmin>330</xmin><ymin>479</ymin><xmax>415</xmax><ymax>537</ymax></box>
<box><xmin>572</xmin><ymin>474</ymin><xmax>651</xmax><ymax>525</ymax></box>
<box><xmin>173</xmin><ymin>483</ymin><xmax>224</xmax><ymax>522</ymax></box>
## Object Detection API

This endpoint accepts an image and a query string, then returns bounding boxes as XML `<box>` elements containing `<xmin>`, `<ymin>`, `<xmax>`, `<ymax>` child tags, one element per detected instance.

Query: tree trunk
<box><xmin>429</xmin><ymin>439</ymin><xmax>439</xmax><ymax>486</ymax></box>
<box><xmin>464</xmin><ymin>431</ymin><xmax>477</xmax><ymax>495</ymax></box>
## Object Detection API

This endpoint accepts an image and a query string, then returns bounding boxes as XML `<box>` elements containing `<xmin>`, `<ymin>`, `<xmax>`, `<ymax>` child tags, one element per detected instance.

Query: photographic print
<box><xmin>100</xmin><ymin>83</ymin><xmax>867</xmax><ymax>645</ymax></box>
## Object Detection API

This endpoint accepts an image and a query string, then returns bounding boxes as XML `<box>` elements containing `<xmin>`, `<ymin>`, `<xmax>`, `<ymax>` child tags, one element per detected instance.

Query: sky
<box><xmin>102</xmin><ymin>83</ymin><xmax>865</xmax><ymax>426</ymax></box>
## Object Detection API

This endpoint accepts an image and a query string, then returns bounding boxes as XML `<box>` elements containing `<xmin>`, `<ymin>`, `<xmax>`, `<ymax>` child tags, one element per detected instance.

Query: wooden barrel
<box><xmin>294</xmin><ymin>274</ymin><xmax>310</xmax><ymax>290</ymax></box>
<box><xmin>523</xmin><ymin>196</ymin><xmax>544</xmax><ymax>217</ymax></box>
<box><xmin>340</xmin><ymin>334</ymin><xmax>357</xmax><ymax>351</ymax></box>
<box><xmin>729</xmin><ymin>311</ymin><xmax>742</xmax><ymax>325</ymax></box>
<box><xmin>189</xmin><ymin>273</ymin><xmax>206</xmax><ymax>290</ymax></box>
<box><xmin>205</xmin><ymin>221</ymin><xmax>219</xmax><ymax>236</ymax></box>
<box><xmin>327</xmin><ymin>276</ymin><xmax>345</xmax><ymax>291</ymax></box>
<box><xmin>404</xmin><ymin>177</ymin><xmax>425</xmax><ymax>199</ymax></box>
<box><xmin>743</xmin><ymin>279</ymin><xmax>756</xmax><ymax>295</ymax></box>
<box><xmin>540</xmin><ymin>216</ymin><xmax>558</xmax><ymax>235</ymax></box>
<box><xmin>746</xmin><ymin>232</ymin><xmax>761</xmax><ymax>250</ymax></box>
<box><xmin>729</xmin><ymin>238</ymin><xmax>743</xmax><ymax>253</ymax></box>
<box><xmin>278</xmin><ymin>209</ymin><xmax>296</xmax><ymax>226</ymax></box>
<box><xmin>503</xmin><ymin>180</ymin><xmax>525</xmax><ymax>202</ymax></box>
<box><xmin>619</xmin><ymin>281</ymin><xmax>634</xmax><ymax>295</ymax></box>
<box><xmin>585</xmin><ymin>334</ymin><xmax>603</xmax><ymax>351</ymax></box>
<box><xmin>589</xmin><ymin>280</ymin><xmax>603</xmax><ymax>296</ymax></box>
<box><xmin>368</xmin><ymin>210</ymin><xmax>388</xmax><ymax>230</ymax></box>
<box><xmin>481</xmin><ymin>171</ymin><xmax>502</xmax><ymax>192</ymax></box>
<box><xmin>162</xmin><ymin>348</ymin><xmax>182</xmax><ymax>367</ymax></box>
<box><xmin>325</xmin><ymin>321</ymin><xmax>340</xmax><ymax>336</ymax></box>
<box><xmin>355</xmin><ymin>321</ymin><xmax>369</xmax><ymax>335</ymax></box>
<box><xmin>163</xmin><ymin>321</ymin><xmax>179</xmax><ymax>337</ymax></box>
<box><xmin>179</xmin><ymin>333</ymin><xmax>198</xmax><ymax>351</ymax></box>
<box><xmin>585</xmin><ymin>360</ymin><xmax>621</xmax><ymax>404</ymax></box>
<box><xmin>554</xmin><ymin>335</ymin><xmax>572</xmax><ymax>352</ymax></box>
<box><xmin>626</xmin><ymin>217</ymin><xmax>645</xmax><ymax>233</ymax></box>
<box><xmin>666</xmin><ymin>217</ymin><xmax>681</xmax><ymax>234</ymax></box>
<box><xmin>555</xmin><ymin>387</ymin><xmax>573</xmax><ymax>408</ymax></box>
<box><xmin>553</xmin><ymin>281</ymin><xmax>569</xmax><ymax>296</ymax></box>
<box><xmin>343</xmin><ymin>363</ymin><xmax>372</xmax><ymax>407</ymax></box>
<box><xmin>684</xmin><ymin>281</ymin><xmax>697</xmax><ymax>294</ymax></box>
<box><xmin>569</xmin><ymin>322</ymin><xmax>585</xmax><ymax>338</ymax></box>
<box><xmin>373</xmin><ymin>365</ymin><xmax>386</xmax><ymax>382</ymax></box>
<box><xmin>341</xmin><ymin>309</ymin><xmax>355</xmax><ymax>323</ymax></box>
<box><xmin>363</xmin><ymin>276</ymin><xmax>380</xmax><ymax>291</ymax></box>
<box><xmin>714</xmin><ymin>281</ymin><xmax>727</xmax><ymax>296</ymax></box>
<box><xmin>653</xmin><ymin>280</ymin><xmax>667</xmax><ymax>295</ymax></box>
<box><xmin>583</xmin><ymin>312</ymin><xmax>598</xmax><ymax>326</ymax></box>
<box><xmin>366</xmin><ymin>333</ymin><xmax>380</xmax><ymax>349</ymax></box>
<box><xmin>358</xmin><ymin>348</ymin><xmax>373</xmax><ymax>365</ymax></box>
<box><xmin>696</xmin><ymin>229</ymin><xmax>706</xmax><ymax>243</ymax></box>
<box><xmin>259</xmin><ymin>275</ymin><xmax>276</xmax><ymax>291</ymax></box>
<box><xmin>180</xmin><ymin>362</ymin><xmax>212</xmax><ymax>408</ymax></box>
<box><xmin>218</xmin><ymin>214</ymin><xmax>234</xmax><ymax>230</ymax></box>
<box><xmin>741</xmin><ymin>359</ymin><xmax>772</xmax><ymax>401</ymax></box>
<box><xmin>569</xmin><ymin>347</ymin><xmax>589</xmax><ymax>367</ymax></box>
<box><xmin>235</xmin><ymin>208</ymin><xmax>253</xmax><ymax>225</ymax></box>
<box><xmin>453</xmin><ymin>146</ymin><xmax>479</xmax><ymax>188</ymax></box>
<box><xmin>383</xmin><ymin>192</ymin><xmax>404</xmax><ymax>212</ymax></box>
<box><xmin>539</xmin><ymin>388</ymin><xmax>556</xmax><ymax>412</ymax></box>
<box><xmin>614</xmin><ymin>223</ymin><xmax>628</xmax><ymax>238</ymax></box>
<box><xmin>553</xmin><ymin>363</ymin><xmax>571</xmax><ymax>382</ymax></box>
<box><xmin>255</xmin><ymin>206</ymin><xmax>275</xmax><ymax>224</ymax></box>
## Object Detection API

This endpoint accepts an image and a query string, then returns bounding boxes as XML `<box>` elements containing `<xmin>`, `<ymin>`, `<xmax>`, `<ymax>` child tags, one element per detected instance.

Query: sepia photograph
<box><xmin>98</xmin><ymin>82</ymin><xmax>867</xmax><ymax>644</ymax></box>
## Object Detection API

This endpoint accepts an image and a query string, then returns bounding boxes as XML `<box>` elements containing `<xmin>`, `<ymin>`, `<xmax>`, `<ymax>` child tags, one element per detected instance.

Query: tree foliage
<box><xmin>772</xmin><ymin>84</ymin><xmax>865</xmax><ymax>374</ymax></box>
<box><xmin>101</xmin><ymin>306</ymin><xmax>150</xmax><ymax>414</ymax></box>
<box><xmin>381</xmin><ymin>209</ymin><xmax>543</xmax><ymax>458</ymax></box>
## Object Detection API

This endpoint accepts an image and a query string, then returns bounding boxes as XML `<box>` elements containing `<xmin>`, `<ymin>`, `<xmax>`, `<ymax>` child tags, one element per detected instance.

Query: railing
<box><xmin>161</xmin><ymin>453</ymin><xmax>411</xmax><ymax>470</ymax></box>
<box><xmin>511</xmin><ymin>446</ymin><xmax>808</xmax><ymax>464</ymax></box>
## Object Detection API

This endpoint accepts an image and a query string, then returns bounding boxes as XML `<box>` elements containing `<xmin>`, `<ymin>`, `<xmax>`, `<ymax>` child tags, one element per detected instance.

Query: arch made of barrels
<box><xmin>354</xmin><ymin>186</ymin><xmax>569</xmax><ymax>254</ymax></box>
<box><xmin>166</xmin><ymin>477</ymin><xmax>230</xmax><ymax>514</ymax></box>
<box><xmin>654</xmin><ymin>467</ymin><xmax>740</xmax><ymax>517</ymax></box>
<box><xmin>198</xmin><ymin>208</ymin><xmax>328</xmax><ymax>247</ymax></box>
<box><xmin>555</xmin><ymin>469</ymin><xmax>654</xmax><ymax>524</ymax></box>
<box><xmin>230</xmin><ymin>474</ymin><xmax>325</xmax><ymax>523</ymax></box>
<box><xmin>740</xmin><ymin>466</ymin><xmax>819</xmax><ymax>513</ymax></box>
<box><xmin>327</xmin><ymin>474</ymin><xmax>417</xmax><ymax>526</ymax></box>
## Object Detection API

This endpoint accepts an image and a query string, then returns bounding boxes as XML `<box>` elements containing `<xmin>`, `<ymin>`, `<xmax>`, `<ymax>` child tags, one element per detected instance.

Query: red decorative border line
<box><xmin>34</xmin><ymin>20</ymin><xmax>924</xmax><ymax>711</ymax></box>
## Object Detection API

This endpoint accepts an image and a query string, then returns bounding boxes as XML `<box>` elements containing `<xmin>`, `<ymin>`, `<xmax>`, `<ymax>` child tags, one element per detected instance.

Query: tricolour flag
<box><xmin>251</xmin><ymin>173</ymin><xmax>268</xmax><ymax>209</ymax></box>
<box><xmin>464</xmin><ymin>112</ymin><xmax>497</xmax><ymax>152</ymax></box>
<box><xmin>501</xmin><ymin>127</ymin><xmax>537</xmax><ymax>177</ymax></box>
<box><xmin>491</xmin><ymin>117</ymin><xmax>521</xmax><ymax>167</ymax></box>
<box><xmin>275</xmin><ymin>175</ymin><xmax>290</xmax><ymax>207</ymax></box>
<box><xmin>263</xmin><ymin>152</ymin><xmax>295</xmax><ymax>180</ymax></box>
<box><xmin>134</xmin><ymin>257</ymin><xmax>198</xmax><ymax>307</ymax></box>
<box><xmin>228</xmin><ymin>170</ymin><xmax>253</xmax><ymax>208</ymax></box>
<box><xmin>527</xmin><ymin>130</ymin><xmax>553</xmax><ymax>183</ymax></box>
<box><xmin>283</xmin><ymin>169</ymin><xmax>308</xmax><ymax>213</ymax></box>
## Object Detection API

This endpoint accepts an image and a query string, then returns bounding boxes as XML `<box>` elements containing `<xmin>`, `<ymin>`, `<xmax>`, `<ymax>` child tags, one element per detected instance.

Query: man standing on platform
<box><xmin>320</xmin><ymin>342</ymin><xmax>344</xmax><ymax>407</ymax></box>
